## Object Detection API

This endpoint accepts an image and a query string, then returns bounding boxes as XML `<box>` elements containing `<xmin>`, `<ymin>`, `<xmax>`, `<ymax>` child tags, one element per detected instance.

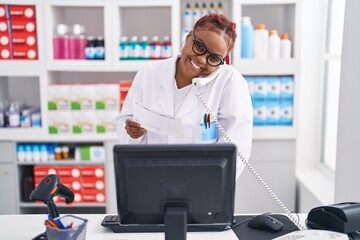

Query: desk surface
<box><xmin>0</xmin><ymin>214</ymin><xmax>240</xmax><ymax>240</ymax></box>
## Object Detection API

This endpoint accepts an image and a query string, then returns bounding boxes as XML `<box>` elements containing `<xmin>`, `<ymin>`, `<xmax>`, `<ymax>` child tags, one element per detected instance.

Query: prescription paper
<box><xmin>133</xmin><ymin>99</ymin><xmax>184</xmax><ymax>138</ymax></box>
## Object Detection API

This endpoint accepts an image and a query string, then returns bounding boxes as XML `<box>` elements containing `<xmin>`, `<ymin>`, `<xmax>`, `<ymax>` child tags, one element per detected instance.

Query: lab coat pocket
<box><xmin>200</xmin><ymin>121</ymin><xmax>217</xmax><ymax>143</ymax></box>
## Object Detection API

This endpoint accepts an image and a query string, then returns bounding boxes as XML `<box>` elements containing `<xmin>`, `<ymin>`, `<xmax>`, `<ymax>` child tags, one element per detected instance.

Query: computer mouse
<box><xmin>248</xmin><ymin>214</ymin><xmax>284</xmax><ymax>232</ymax></box>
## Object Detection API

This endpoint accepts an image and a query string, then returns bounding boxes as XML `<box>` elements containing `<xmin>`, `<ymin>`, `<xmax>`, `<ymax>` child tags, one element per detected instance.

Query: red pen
<box><xmin>207</xmin><ymin>113</ymin><xmax>211</xmax><ymax>128</ymax></box>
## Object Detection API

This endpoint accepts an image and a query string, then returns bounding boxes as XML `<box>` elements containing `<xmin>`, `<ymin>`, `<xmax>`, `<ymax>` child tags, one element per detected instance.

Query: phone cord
<box><xmin>196</xmin><ymin>94</ymin><xmax>307</xmax><ymax>231</ymax></box>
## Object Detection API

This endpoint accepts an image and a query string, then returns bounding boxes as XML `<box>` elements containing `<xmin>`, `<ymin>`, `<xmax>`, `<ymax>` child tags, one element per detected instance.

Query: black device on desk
<box><xmin>307</xmin><ymin>202</ymin><xmax>360</xmax><ymax>233</ymax></box>
<box><xmin>248</xmin><ymin>213</ymin><xmax>284</xmax><ymax>232</ymax></box>
<box><xmin>102</xmin><ymin>144</ymin><xmax>237</xmax><ymax>240</ymax></box>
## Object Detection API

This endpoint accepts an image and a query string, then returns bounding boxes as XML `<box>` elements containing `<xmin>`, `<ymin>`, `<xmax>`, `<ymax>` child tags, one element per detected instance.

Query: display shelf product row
<box><xmin>0</xmin><ymin>0</ymin><xmax>301</xmax><ymax>141</ymax></box>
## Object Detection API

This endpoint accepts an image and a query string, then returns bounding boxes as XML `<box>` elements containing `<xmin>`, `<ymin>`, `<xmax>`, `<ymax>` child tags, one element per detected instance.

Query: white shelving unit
<box><xmin>0</xmin><ymin>0</ymin><xmax>301</xmax><ymax>214</ymax></box>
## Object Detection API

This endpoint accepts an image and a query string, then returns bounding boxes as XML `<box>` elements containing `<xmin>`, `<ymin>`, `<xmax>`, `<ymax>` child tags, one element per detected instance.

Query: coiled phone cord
<box><xmin>196</xmin><ymin>94</ymin><xmax>307</xmax><ymax>231</ymax></box>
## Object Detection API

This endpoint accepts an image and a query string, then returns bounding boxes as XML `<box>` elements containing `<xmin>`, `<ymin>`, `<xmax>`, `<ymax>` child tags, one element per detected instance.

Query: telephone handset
<box><xmin>193</xmin><ymin>80</ymin><xmax>306</xmax><ymax>231</ymax></box>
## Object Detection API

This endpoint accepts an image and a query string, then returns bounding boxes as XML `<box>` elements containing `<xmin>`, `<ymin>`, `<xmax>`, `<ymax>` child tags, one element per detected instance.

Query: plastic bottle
<box><xmin>129</xmin><ymin>36</ymin><xmax>140</xmax><ymax>60</ymax></box>
<box><xmin>0</xmin><ymin>101</ymin><xmax>5</xmax><ymax>127</ymax></box>
<box><xmin>192</xmin><ymin>2</ymin><xmax>201</xmax><ymax>25</ymax></box>
<box><xmin>119</xmin><ymin>36</ymin><xmax>130</xmax><ymax>60</ymax></box>
<box><xmin>17</xmin><ymin>144</ymin><xmax>25</xmax><ymax>162</ymax></box>
<box><xmin>78</xmin><ymin>25</ymin><xmax>87</xmax><ymax>59</ymax></box>
<box><xmin>85</xmin><ymin>36</ymin><xmax>96</xmax><ymax>60</ymax></box>
<box><xmin>53</xmin><ymin>24</ymin><xmax>68</xmax><ymax>59</ymax></box>
<box><xmin>254</xmin><ymin>24</ymin><xmax>269</xmax><ymax>59</ymax></box>
<box><xmin>268</xmin><ymin>30</ymin><xmax>280</xmax><ymax>59</ymax></box>
<box><xmin>20</xmin><ymin>107</ymin><xmax>32</xmax><ymax>127</ymax></box>
<box><xmin>216</xmin><ymin>2</ymin><xmax>224</xmax><ymax>14</ymax></box>
<box><xmin>184</xmin><ymin>3</ymin><xmax>193</xmax><ymax>29</ymax></box>
<box><xmin>150</xmin><ymin>36</ymin><xmax>162</xmax><ymax>60</ymax></box>
<box><xmin>280</xmin><ymin>33</ymin><xmax>292</xmax><ymax>59</ymax></box>
<box><xmin>139</xmin><ymin>36</ymin><xmax>150</xmax><ymax>60</ymax></box>
<box><xmin>47</xmin><ymin>144</ymin><xmax>55</xmax><ymax>161</ymax></box>
<box><xmin>161</xmin><ymin>36</ymin><xmax>172</xmax><ymax>59</ymax></box>
<box><xmin>40</xmin><ymin>144</ymin><xmax>48</xmax><ymax>162</ymax></box>
<box><xmin>6</xmin><ymin>102</ymin><xmax>20</xmax><ymax>127</ymax></box>
<box><xmin>24</xmin><ymin>144</ymin><xmax>32</xmax><ymax>162</ymax></box>
<box><xmin>208</xmin><ymin>2</ymin><xmax>216</xmax><ymax>14</ymax></box>
<box><xmin>69</xmin><ymin>24</ymin><xmax>81</xmax><ymax>59</ymax></box>
<box><xmin>32</xmin><ymin>144</ymin><xmax>40</xmax><ymax>162</ymax></box>
<box><xmin>200</xmin><ymin>2</ymin><xmax>208</xmax><ymax>18</ymax></box>
<box><xmin>95</xmin><ymin>36</ymin><xmax>105</xmax><ymax>60</ymax></box>
<box><xmin>241</xmin><ymin>16</ymin><xmax>254</xmax><ymax>59</ymax></box>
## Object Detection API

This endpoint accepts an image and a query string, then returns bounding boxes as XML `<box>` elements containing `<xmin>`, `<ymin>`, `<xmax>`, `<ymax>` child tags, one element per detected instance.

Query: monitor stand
<box><xmin>164</xmin><ymin>206</ymin><xmax>187</xmax><ymax>240</ymax></box>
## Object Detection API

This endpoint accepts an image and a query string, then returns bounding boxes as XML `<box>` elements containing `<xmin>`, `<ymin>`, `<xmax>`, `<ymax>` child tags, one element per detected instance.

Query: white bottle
<box><xmin>254</xmin><ymin>24</ymin><xmax>269</xmax><ymax>59</ymax></box>
<box><xmin>280</xmin><ymin>33</ymin><xmax>292</xmax><ymax>59</ymax></box>
<box><xmin>192</xmin><ymin>2</ymin><xmax>201</xmax><ymax>25</ymax></box>
<box><xmin>268</xmin><ymin>30</ymin><xmax>280</xmax><ymax>59</ymax></box>
<box><xmin>32</xmin><ymin>144</ymin><xmax>40</xmax><ymax>162</ymax></box>
<box><xmin>184</xmin><ymin>3</ymin><xmax>193</xmax><ymax>29</ymax></box>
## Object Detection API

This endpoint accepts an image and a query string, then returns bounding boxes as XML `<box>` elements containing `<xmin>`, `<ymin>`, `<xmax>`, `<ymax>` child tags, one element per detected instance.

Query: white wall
<box><xmin>334</xmin><ymin>0</ymin><xmax>360</xmax><ymax>202</ymax></box>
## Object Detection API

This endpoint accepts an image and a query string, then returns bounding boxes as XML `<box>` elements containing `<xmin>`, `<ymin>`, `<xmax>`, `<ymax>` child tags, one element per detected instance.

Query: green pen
<box><xmin>204</xmin><ymin>113</ymin><xmax>207</xmax><ymax>129</ymax></box>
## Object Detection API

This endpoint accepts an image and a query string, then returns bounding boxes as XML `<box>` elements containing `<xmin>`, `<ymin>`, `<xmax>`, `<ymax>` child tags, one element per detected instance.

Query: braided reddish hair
<box><xmin>194</xmin><ymin>14</ymin><xmax>237</xmax><ymax>52</ymax></box>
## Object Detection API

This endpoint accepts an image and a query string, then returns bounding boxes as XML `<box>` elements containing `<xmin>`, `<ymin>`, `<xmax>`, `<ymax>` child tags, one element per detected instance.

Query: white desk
<box><xmin>0</xmin><ymin>214</ymin><xmax>239</xmax><ymax>240</ymax></box>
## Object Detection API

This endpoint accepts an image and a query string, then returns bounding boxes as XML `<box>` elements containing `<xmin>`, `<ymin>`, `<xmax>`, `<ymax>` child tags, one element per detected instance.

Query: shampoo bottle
<box><xmin>241</xmin><ymin>16</ymin><xmax>254</xmax><ymax>59</ymax></box>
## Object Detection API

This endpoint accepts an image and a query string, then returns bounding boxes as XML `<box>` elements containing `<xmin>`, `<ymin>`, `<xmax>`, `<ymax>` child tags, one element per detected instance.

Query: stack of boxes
<box><xmin>0</xmin><ymin>5</ymin><xmax>38</xmax><ymax>60</ymax></box>
<box><xmin>246</xmin><ymin>76</ymin><xmax>294</xmax><ymax>126</ymax></box>
<box><xmin>33</xmin><ymin>165</ymin><xmax>106</xmax><ymax>204</ymax></box>
<box><xmin>47</xmin><ymin>83</ymin><xmax>120</xmax><ymax>134</ymax></box>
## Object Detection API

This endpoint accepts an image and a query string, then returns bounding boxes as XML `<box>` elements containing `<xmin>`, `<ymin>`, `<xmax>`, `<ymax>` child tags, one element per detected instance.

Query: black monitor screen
<box><xmin>113</xmin><ymin>144</ymin><xmax>237</xmax><ymax>235</ymax></box>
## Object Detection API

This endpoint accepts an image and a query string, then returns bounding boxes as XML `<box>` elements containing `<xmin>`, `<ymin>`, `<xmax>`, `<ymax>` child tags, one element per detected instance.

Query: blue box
<box><xmin>253</xmin><ymin>100</ymin><xmax>267</xmax><ymax>126</ymax></box>
<box><xmin>267</xmin><ymin>77</ymin><xmax>281</xmax><ymax>100</ymax></box>
<box><xmin>266</xmin><ymin>100</ymin><xmax>280</xmax><ymax>126</ymax></box>
<box><xmin>280</xmin><ymin>76</ymin><xmax>294</xmax><ymax>100</ymax></box>
<box><xmin>279</xmin><ymin>100</ymin><xmax>293</xmax><ymax>126</ymax></box>
<box><xmin>253</xmin><ymin>77</ymin><xmax>268</xmax><ymax>100</ymax></box>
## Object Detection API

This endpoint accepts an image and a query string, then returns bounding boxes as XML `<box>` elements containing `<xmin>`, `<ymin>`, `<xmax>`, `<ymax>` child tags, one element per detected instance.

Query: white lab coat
<box><xmin>115</xmin><ymin>56</ymin><xmax>253</xmax><ymax>178</ymax></box>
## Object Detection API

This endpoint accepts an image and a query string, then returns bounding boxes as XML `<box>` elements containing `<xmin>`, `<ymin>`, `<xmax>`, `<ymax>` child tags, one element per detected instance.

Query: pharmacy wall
<box><xmin>0</xmin><ymin>0</ymin><xmax>302</xmax><ymax>215</ymax></box>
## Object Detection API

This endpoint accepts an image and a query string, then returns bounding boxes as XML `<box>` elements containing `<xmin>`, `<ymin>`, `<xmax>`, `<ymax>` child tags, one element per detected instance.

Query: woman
<box><xmin>115</xmin><ymin>14</ymin><xmax>253</xmax><ymax>179</ymax></box>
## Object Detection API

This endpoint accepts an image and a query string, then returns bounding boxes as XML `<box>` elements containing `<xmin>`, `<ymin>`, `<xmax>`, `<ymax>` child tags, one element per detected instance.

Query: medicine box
<box><xmin>267</xmin><ymin>77</ymin><xmax>281</xmax><ymax>100</ymax></box>
<box><xmin>281</xmin><ymin>76</ymin><xmax>294</xmax><ymax>100</ymax></box>
<box><xmin>253</xmin><ymin>100</ymin><xmax>267</xmax><ymax>126</ymax></box>
<box><xmin>48</xmin><ymin>85</ymin><xmax>71</xmax><ymax>110</ymax></box>
<box><xmin>266</xmin><ymin>100</ymin><xmax>280</xmax><ymax>125</ymax></box>
<box><xmin>280</xmin><ymin>100</ymin><xmax>293</xmax><ymax>126</ymax></box>
<box><xmin>253</xmin><ymin>77</ymin><xmax>268</xmax><ymax>100</ymax></box>
<box><xmin>48</xmin><ymin>111</ymin><xmax>72</xmax><ymax>134</ymax></box>
<box><xmin>95</xmin><ymin>84</ymin><xmax>120</xmax><ymax>110</ymax></box>
<box><xmin>95</xmin><ymin>110</ymin><xmax>117</xmax><ymax>133</ymax></box>
<box><xmin>244</xmin><ymin>76</ymin><xmax>255</xmax><ymax>99</ymax></box>
<box><xmin>71</xmin><ymin>85</ymin><xmax>96</xmax><ymax>110</ymax></box>
<box><xmin>72</xmin><ymin>110</ymin><xmax>96</xmax><ymax>134</ymax></box>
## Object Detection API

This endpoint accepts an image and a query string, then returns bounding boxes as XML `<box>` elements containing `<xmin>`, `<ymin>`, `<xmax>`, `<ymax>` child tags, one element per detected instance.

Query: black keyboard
<box><xmin>101</xmin><ymin>215</ymin><xmax>229</xmax><ymax>233</ymax></box>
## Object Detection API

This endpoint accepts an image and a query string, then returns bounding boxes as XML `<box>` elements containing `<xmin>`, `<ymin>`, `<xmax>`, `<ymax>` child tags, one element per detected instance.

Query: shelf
<box><xmin>252</xmin><ymin>126</ymin><xmax>297</xmax><ymax>140</ymax></box>
<box><xmin>17</xmin><ymin>161</ymin><xmax>105</xmax><ymax>166</ymax></box>
<box><xmin>19</xmin><ymin>202</ymin><xmax>106</xmax><ymax>208</ymax></box>
<box><xmin>0</xmin><ymin>61</ymin><xmax>42</xmax><ymax>76</ymax></box>
<box><xmin>47</xmin><ymin>60</ymin><xmax>110</xmax><ymax>72</ymax></box>
<box><xmin>0</xmin><ymin>129</ymin><xmax>117</xmax><ymax>141</ymax></box>
<box><xmin>235</xmin><ymin>59</ymin><xmax>298</xmax><ymax>75</ymax></box>
<box><xmin>115</xmin><ymin>60</ymin><xmax>163</xmax><ymax>72</ymax></box>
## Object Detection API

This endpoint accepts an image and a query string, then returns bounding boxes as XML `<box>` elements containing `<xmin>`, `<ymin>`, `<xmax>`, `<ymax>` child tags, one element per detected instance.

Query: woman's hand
<box><xmin>125</xmin><ymin>119</ymin><xmax>147</xmax><ymax>139</ymax></box>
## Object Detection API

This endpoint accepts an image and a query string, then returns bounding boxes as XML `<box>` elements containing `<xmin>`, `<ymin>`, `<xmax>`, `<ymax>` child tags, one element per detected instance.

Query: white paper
<box><xmin>133</xmin><ymin>99</ymin><xmax>184</xmax><ymax>138</ymax></box>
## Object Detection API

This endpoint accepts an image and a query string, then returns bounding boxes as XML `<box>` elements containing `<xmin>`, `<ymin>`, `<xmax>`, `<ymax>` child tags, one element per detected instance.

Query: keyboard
<box><xmin>101</xmin><ymin>215</ymin><xmax>229</xmax><ymax>233</ymax></box>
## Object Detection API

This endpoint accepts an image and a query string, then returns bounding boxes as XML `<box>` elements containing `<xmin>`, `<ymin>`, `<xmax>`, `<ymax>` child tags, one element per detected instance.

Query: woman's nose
<box><xmin>196</xmin><ymin>54</ymin><xmax>207</xmax><ymax>65</ymax></box>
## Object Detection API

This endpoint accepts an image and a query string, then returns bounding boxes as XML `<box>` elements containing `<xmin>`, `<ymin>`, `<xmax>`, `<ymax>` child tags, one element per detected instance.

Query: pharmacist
<box><xmin>115</xmin><ymin>14</ymin><xmax>253</xmax><ymax>178</ymax></box>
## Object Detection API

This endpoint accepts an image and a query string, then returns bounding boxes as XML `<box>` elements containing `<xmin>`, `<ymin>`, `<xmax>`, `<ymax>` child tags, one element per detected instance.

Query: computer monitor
<box><xmin>113</xmin><ymin>144</ymin><xmax>237</xmax><ymax>240</ymax></box>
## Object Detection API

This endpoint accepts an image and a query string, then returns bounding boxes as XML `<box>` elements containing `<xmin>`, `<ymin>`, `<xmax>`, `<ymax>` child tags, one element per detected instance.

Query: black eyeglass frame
<box><xmin>191</xmin><ymin>31</ymin><xmax>226</xmax><ymax>67</ymax></box>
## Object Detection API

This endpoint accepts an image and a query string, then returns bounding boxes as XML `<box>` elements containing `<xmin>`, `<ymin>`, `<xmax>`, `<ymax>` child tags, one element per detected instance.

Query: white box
<box><xmin>48</xmin><ymin>111</ymin><xmax>72</xmax><ymax>134</ymax></box>
<box><xmin>72</xmin><ymin>110</ymin><xmax>96</xmax><ymax>134</ymax></box>
<box><xmin>95</xmin><ymin>110</ymin><xmax>118</xmax><ymax>133</ymax></box>
<box><xmin>48</xmin><ymin>85</ymin><xmax>71</xmax><ymax>110</ymax></box>
<box><xmin>70</xmin><ymin>84</ymin><xmax>96</xmax><ymax>110</ymax></box>
<box><xmin>95</xmin><ymin>84</ymin><xmax>120</xmax><ymax>110</ymax></box>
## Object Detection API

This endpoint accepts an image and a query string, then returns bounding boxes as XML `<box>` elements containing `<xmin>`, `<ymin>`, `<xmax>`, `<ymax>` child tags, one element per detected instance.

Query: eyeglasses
<box><xmin>192</xmin><ymin>32</ymin><xmax>225</xmax><ymax>67</ymax></box>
